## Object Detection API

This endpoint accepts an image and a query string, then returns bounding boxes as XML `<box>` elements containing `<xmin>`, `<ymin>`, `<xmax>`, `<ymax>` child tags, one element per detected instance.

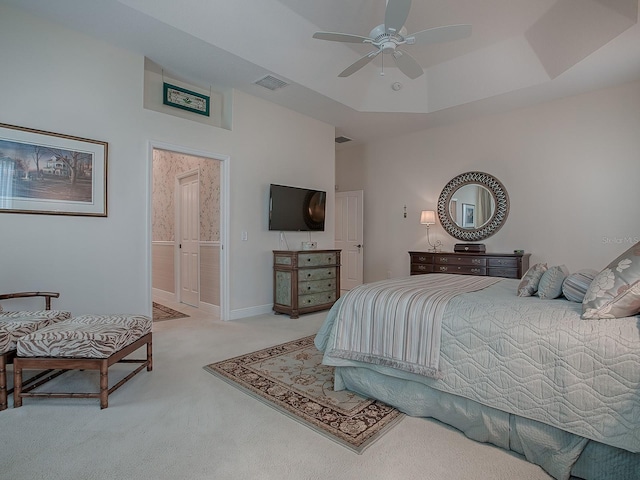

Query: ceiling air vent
<box><xmin>254</xmin><ymin>75</ymin><xmax>289</xmax><ymax>91</ymax></box>
<box><xmin>335</xmin><ymin>136</ymin><xmax>352</xmax><ymax>144</ymax></box>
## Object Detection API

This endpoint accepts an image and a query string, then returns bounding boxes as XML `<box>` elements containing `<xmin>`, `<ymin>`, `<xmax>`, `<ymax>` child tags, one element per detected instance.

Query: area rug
<box><xmin>204</xmin><ymin>335</ymin><xmax>403</xmax><ymax>453</ymax></box>
<box><xmin>152</xmin><ymin>302</ymin><xmax>190</xmax><ymax>322</ymax></box>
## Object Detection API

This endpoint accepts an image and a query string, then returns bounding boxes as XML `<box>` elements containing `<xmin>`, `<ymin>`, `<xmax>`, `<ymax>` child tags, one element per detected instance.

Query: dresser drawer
<box><xmin>299</xmin><ymin>278</ymin><xmax>337</xmax><ymax>294</ymax></box>
<box><xmin>411</xmin><ymin>263</ymin><xmax>434</xmax><ymax>274</ymax></box>
<box><xmin>298</xmin><ymin>267</ymin><xmax>336</xmax><ymax>282</ymax></box>
<box><xmin>299</xmin><ymin>291</ymin><xmax>337</xmax><ymax>308</ymax></box>
<box><xmin>410</xmin><ymin>253</ymin><xmax>433</xmax><ymax>264</ymax></box>
<box><xmin>488</xmin><ymin>257</ymin><xmax>519</xmax><ymax>268</ymax></box>
<box><xmin>434</xmin><ymin>255</ymin><xmax>487</xmax><ymax>267</ymax></box>
<box><xmin>298</xmin><ymin>252</ymin><xmax>338</xmax><ymax>267</ymax></box>
<box><xmin>435</xmin><ymin>265</ymin><xmax>487</xmax><ymax>275</ymax></box>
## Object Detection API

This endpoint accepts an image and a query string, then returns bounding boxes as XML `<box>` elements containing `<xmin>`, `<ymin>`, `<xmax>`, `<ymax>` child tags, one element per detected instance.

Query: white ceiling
<box><xmin>4</xmin><ymin>0</ymin><xmax>640</xmax><ymax>148</ymax></box>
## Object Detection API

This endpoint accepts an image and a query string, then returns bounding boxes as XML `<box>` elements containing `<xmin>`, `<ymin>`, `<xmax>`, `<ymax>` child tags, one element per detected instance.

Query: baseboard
<box><xmin>199</xmin><ymin>301</ymin><xmax>220</xmax><ymax>316</ymax></box>
<box><xmin>229</xmin><ymin>303</ymin><xmax>273</xmax><ymax>321</ymax></box>
<box><xmin>152</xmin><ymin>288</ymin><xmax>176</xmax><ymax>303</ymax></box>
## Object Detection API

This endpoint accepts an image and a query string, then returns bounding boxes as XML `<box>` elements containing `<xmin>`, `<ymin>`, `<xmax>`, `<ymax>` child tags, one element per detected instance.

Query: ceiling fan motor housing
<box><xmin>370</xmin><ymin>24</ymin><xmax>407</xmax><ymax>53</ymax></box>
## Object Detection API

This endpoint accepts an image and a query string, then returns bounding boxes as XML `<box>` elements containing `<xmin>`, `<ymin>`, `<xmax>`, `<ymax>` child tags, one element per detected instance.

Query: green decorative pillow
<box><xmin>517</xmin><ymin>263</ymin><xmax>548</xmax><ymax>297</ymax></box>
<box><xmin>582</xmin><ymin>242</ymin><xmax>640</xmax><ymax>319</ymax></box>
<box><xmin>537</xmin><ymin>265</ymin><xmax>569</xmax><ymax>299</ymax></box>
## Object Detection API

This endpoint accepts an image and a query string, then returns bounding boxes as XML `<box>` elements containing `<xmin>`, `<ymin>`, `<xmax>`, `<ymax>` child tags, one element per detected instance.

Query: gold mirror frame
<box><xmin>437</xmin><ymin>171</ymin><xmax>509</xmax><ymax>241</ymax></box>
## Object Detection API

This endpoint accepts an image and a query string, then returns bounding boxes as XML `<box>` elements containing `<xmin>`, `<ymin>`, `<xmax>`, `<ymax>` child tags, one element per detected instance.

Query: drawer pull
<box><xmin>418</xmin><ymin>256</ymin><xmax>427</xmax><ymax>261</ymax></box>
<box><xmin>439</xmin><ymin>266</ymin><xmax>448</xmax><ymax>272</ymax></box>
<box><xmin>439</xmin><ymin>257</ymin><xmax>448</xmax><ymax>263</ymax></box>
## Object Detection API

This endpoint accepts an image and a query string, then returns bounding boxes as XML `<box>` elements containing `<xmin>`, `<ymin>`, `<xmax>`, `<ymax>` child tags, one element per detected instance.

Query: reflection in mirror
<box><xmin>449</xmin><ymin>185</ymin><xmax>495</xmax><ymax>229</ymax></box>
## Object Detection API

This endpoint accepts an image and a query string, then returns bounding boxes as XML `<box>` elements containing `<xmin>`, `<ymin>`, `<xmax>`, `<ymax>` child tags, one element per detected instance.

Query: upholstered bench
<box><xmin>13</xmin><ymin>314</ymin><xmax>152</xmax><ymax>409</ymax></box>
<box><xmin>0</xmin><ymin>292</ymin><xmax>71</xmax><ymax>411</ymax></box>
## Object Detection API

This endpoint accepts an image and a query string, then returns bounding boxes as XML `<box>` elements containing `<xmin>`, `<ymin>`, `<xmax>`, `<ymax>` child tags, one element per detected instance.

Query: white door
<box><xmin>178</xmin><ymin>171</ymin><xmax>200</xmax><ymax>307</ymax></box>
<box><xmin>335</xmin><ymin>190</ymin><xmax>364</xmax><ymax>290</ymax></box>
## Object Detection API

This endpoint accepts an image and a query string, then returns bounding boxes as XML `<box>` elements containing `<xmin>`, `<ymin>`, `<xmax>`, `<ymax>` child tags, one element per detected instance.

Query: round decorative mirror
<box><xmin>437</xmin><ymin>171</ymin><xmax>509</xmax><ymax>242</ymax></box>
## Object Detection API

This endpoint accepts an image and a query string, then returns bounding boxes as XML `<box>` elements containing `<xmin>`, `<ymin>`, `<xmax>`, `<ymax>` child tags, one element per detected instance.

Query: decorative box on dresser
<box><xmin>273</xmin><ymin>250</ymin><xmax>341</xmax><ymax>319</ymax></box>
<box><xmin>409</xmin><ymin>251</ymin><xmax>530</xmax><ymax>279</ymax></box>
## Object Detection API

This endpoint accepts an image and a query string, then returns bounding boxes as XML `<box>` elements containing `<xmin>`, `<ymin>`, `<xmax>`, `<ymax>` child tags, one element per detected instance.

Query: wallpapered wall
<box><xmin>152</xmin><ymin>149</ymin><xmax>220</xmax><ymax>241</ymax></box>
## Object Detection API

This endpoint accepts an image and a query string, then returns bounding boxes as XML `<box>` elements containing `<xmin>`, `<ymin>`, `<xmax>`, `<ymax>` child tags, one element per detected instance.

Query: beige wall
<box><xmin>0</xmin><ymin>6</ymin><xmax>335</xmax><ymax>317</ymax></box>
<box><xmin>336</xmin><ymin>80</ymin><xmax>640</xmax><ymax>282</ymax></box>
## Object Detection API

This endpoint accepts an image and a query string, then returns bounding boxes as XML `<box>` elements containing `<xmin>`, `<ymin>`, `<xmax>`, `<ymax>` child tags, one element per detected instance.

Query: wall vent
<box><xmin>254</xmin><ymin>75</ymin><xmax>289</xmax><ymax>91</ymax></box>
<box><xmin>335</xmin><ymin>136</ymin><xmax>352</xmax><ymax>144</ymax></box>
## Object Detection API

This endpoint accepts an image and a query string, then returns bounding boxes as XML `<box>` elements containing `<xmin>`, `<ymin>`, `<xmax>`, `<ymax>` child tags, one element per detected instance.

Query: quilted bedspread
<box><xmin>317</xmin><ymin>276</ymin><xmax>640</xmax><ymax>453</ymax></box>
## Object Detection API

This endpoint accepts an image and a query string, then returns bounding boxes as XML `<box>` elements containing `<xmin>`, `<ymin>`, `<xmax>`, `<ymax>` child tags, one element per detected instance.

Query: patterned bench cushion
<box><xmin>0</xmin><ymin>311</ymin><xmax>72</xmax><ymax>354</ymax></box>
<box><xmin>17</xmin><ymin>314</ymin><xmax>152</xmax><ymax>359</ymax></box>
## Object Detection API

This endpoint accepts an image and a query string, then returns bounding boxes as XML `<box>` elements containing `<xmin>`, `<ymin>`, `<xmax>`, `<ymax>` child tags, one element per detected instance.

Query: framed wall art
<box><xmin>163</xmin><ymin>83</ymin><xmax>210</xmax><ymax>116</ymax></box>
<box><xmin>462</xmin><ymin>203</ymin><xmax>475</xmax><ymax>228</ymax></box>
<box><xmin>0</xmin><ymin>123</ymin><xmax>108</xmax><ymax>216</ymax></box>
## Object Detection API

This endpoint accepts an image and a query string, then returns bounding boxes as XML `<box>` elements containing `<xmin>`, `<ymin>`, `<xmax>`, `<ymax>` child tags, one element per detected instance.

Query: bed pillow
<box><xmin>537</xmin><ymin>265</ymin><xmax>569</xmax><ymax>299</ymax></box>
<box><xmin>517</xmin><ymin>263</ymin><xmax>548</xmax><ymax>297</ymax></box>
<box><xmin>562</xmin><ymin>269</ymin><xmax>598</xmax><ymax>302</ymax></box>
<box><xmin>582</xmin><ymin>242</ymin><xmax>640</xmax><ymax>319</ymax></box>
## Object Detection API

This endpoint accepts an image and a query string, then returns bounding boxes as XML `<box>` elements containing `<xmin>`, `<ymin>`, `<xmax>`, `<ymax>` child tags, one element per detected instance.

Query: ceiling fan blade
<box><xmin>392</xmin><ymin>50</ymin><xmax>423</xmax><ymax>79</ymax></box>
<box><xmin>338</xmin><ymin>50</ymin><xmax>381</xmax><ymax>77</ymax></box>
<box><xmin>406</xmin><ymin>24</ymin><xmax>472</xmax><ymax>45</ymax></box>
<box><xmin>313</xmin><ymin>32</ymin><xmax>372</xmax><ymax>44</ymax></box>
<box><xmin>384</xmin><ymin>0</ymin><xmax>412</xmax><ymax>34</ymax></box>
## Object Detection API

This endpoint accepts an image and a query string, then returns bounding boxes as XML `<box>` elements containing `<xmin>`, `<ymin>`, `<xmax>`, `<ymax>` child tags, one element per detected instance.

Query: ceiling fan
<box><xmin>312</xmin><ymin>0</ymin><xmax>471</xmax><ymax>79</ymax></box>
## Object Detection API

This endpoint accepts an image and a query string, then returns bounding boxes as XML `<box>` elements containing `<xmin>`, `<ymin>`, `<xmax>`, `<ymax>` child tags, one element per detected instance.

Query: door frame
<box><xmin>175</xmin><ymin>168</ymin><xmax>200</xmax><ymax>307</ymax></box>
<box><xmin>147</xmin><ymin>140</ymin><xmax>230</xmax><ymax>321</ymax></box>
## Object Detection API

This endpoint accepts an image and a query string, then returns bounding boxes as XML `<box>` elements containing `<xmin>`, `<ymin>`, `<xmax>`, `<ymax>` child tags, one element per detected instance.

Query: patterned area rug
<box><xmin>204</xmin><ymin>335</ymin><xmax>403</xmax><ymax>453</ymax></box>
<box><xmin>152</xmin><ymin>302</ymin><xmax>190</xmax><ymax>322</ymax></box>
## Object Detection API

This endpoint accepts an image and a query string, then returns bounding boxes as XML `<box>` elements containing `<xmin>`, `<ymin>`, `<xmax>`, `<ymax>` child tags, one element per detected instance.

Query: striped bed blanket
<box><xmin>325</xmin><ymin>274</ymin><xmax>500</xmax><ymax>378</ymax></box>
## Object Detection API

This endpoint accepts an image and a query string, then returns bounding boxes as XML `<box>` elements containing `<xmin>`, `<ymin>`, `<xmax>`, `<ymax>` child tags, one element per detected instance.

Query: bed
<box><xmin>315</xmin><ymin>273</ymin><xmax>640</xmax><ymax>480</ymax></box>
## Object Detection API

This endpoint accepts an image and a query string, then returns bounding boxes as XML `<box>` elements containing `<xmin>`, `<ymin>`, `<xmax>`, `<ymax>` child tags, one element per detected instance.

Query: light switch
<box><xmin>241</xmin><ymin>231</ymin><xmax>248</xmax><ymax>241</ymax></box>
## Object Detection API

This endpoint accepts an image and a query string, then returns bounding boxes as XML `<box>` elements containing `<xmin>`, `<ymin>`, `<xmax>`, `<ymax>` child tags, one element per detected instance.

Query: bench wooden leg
<box><xmin>14</xmin><ymin>362</ymin><xmax>22</xmax><ymax>408</ymax></box>
<box><xmin>0</xmin><ymin>353</ymin><xmax>7</xmax><ymax>411</ymax></box>
<box><xmin>100</xmin><ymin>360</ymin><xmax>108</xmax><ymax>409</ymax></box>
<box><xmin>147</xmin><ymin>336</ymin><xmax>153</xmax><ymax>372</ymax></box>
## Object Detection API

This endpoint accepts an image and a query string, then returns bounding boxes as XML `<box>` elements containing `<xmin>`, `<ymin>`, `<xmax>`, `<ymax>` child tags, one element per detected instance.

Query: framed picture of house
<box><xmin>163</xmin><ymin>83</ymin><xmax>210</xmax><ymax>116</ymax></box>
<box><xmin>462</xmin><ymin>203</ymin><xmax>475</xmax><ymax>228</ymax></box>
<box><xmin>0</xmin><ymin>123</ymin><xmax>108</xmax><ymax>216</ymax></box>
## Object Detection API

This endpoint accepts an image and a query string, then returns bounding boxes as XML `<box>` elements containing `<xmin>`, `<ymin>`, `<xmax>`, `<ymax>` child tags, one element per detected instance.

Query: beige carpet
<box><xmin>152</xmin><ymin>302</ymin><xmax>190</xmax><ymax>321</ymax></box>
<box><xmin>0</xmin><ymin>311</ymin><xmax>553</xmax><ymax>480</ymax></box>
<box><xmin>204</xmin><ymin>335</ymin><xmax>403</xmax><ymax>453</ymax></box>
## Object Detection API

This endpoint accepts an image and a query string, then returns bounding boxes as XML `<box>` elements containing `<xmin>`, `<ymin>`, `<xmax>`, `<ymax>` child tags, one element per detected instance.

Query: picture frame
<box><xmin>0</xmin><ymin>123</ymin><xmax>108</xmax><ymax>217</ymax></box>
<box><xmin>462</xmin><ymin>203</ymin><xmax>475</xmax><ymax>228</ymax></box>
<box><xmin>163</xmin><ymin>83</ymin><xmax>210</xmax><ymax>116</ymax></box>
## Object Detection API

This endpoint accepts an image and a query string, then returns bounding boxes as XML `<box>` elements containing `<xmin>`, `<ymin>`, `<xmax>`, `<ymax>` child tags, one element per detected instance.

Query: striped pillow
<box><xmin>562</xmin><ymin>270</ymin><xmax>598</xmax><ymax>302</ymax></box>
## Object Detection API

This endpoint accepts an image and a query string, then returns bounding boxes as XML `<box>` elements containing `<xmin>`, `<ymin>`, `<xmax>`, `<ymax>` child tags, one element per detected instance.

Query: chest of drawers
<box><xmin>409</xmin><ymin>251</ymin><xmax>530</xmax><ymax>279</ymax></box>
<box><xmin>273</xmin><ymin>250</ymin><xmax>341</xmax><ymax>318</ymax></box>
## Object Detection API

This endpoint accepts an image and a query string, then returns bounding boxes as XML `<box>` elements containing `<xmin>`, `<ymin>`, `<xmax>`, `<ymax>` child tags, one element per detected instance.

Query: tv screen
<box><xmin>269</xmin><ymin>184</ymin><xmax>326</xmax><ymax>231</ymax></box>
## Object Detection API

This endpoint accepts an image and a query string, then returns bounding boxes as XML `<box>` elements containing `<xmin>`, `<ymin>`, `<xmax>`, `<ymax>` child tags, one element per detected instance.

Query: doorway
<box><xmin>149</xmin><ymin>143</ymin><xmax>229</xmax><ymax>320</ymax></box>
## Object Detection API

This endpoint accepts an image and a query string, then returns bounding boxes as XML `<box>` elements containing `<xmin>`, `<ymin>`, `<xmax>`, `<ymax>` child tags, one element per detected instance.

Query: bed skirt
<box><xmin>334</xmin><ymin>365</ymin><xmax>640</xmax><ymax>480</ymax></box>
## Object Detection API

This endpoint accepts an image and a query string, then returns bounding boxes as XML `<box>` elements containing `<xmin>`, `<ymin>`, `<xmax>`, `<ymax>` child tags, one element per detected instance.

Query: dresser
<box><xmin>409</xmin><ymin>251</ymin><xmax>530</xmax><ymax>279</ymax></box>
<box><xmin>273</xmin><ymin>250</ymin><xmax>341</xmax><ymax>318</ymax></box>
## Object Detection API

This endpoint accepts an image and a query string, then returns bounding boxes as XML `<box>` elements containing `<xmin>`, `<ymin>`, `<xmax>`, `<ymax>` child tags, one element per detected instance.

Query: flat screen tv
<box><xmin>269</xmin><ymin>184</ymin><xmax>326</xmax><ymax>231</ymax></box>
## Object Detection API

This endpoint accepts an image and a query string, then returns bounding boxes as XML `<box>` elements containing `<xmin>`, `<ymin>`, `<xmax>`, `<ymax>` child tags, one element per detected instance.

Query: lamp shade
<box><xmin>420</xmin><ymin>210</ymin><xmax>436</xmax><ymax>225</ymax></box>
